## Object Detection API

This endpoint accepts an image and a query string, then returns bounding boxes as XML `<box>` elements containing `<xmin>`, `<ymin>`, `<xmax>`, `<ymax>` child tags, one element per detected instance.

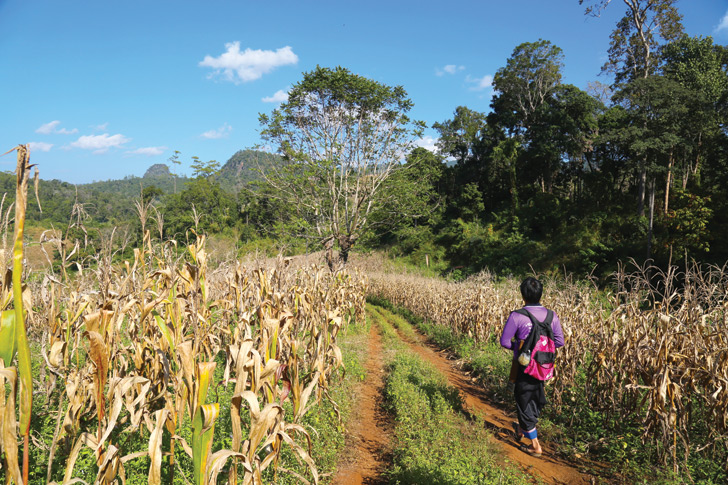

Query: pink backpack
<box><xmin>515</xmin><ymin>309</ymin><xmax>556</xmax><ymax>381</ymax></box>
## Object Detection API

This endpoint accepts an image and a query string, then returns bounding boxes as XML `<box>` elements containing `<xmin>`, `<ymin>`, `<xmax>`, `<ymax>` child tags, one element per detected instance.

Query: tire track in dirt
<box><xmin>383</xmin><ymin>311</ymin><xmax>597</xmax><ymax>485</ymax></box>
<box><xmin>333</xmin><ymin>324</ymin><xmax>391</xmax><ymax>485</ymax></box>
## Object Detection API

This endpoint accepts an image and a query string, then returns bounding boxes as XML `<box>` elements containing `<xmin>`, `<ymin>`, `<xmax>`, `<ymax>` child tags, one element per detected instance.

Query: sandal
<box><xmin>519</xmin><ymin>444</ymin><xmax>542</xmax><ymax>457</ymax></box>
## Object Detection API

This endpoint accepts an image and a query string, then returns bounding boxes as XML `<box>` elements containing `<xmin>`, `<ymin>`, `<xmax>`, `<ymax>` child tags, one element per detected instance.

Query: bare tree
<box><xmin>259</xmin><ymin>66</ymin><xmax>424</xmax><ymax>269</ymax></box>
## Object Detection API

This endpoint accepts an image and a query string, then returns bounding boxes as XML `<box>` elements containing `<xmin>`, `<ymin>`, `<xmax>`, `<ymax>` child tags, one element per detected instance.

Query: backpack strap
<box><xmin>514</xmin><ymin>308</ymin><xmax>554</xmax><ymax>352</ymax></box>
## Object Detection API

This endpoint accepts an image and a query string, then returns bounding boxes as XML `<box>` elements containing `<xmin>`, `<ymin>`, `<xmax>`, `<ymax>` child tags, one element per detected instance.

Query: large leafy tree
<box><xmin>491</xmin><ymin>40</ymin><xmax>564</xmax><ymax>134</ymax></box>
<box><xmin>432</xmin><ymin>106</ymin><xmax>492</xmax><ymax>215</ymax></box>
<box><xmin>581</xmin><ymin>0</ymin><xmax>684</xmax><ymax>216</ymax></box>
<box><xmin>489</xmin><ymin>40</ymin><xmax>564</xmax><ymax>197</ymax></box>
<box><xmin>259</xmin><ymin>66</ymin><xmax>424</xmax><ymax>267</ymax></box>
<box><xmin>432</xmin><ymin>106</ymin><xmax>487</xmax><ymax>166</ymax></box>
<box><xmin>580</xmin><ymin>0</ymin><xmax>684</xmax><ymax>84</ymax></box>
<box><xmin>662</xmin><ymin>35</ymin><xmax>728</xmax><ymax>191</ymax></box>
<box><xmin>615</xmin><ymin>75</ymin><xmax>692</xmax><ymax>258</ymax></box>
<box><xmin>526</xmin><ymin>84</ymin><xmax>602</xmax><ymax>194</ymax></box>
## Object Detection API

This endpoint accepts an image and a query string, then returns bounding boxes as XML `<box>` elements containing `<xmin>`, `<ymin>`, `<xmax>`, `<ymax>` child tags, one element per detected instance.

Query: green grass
<box><xmin>370</xmin><ymin>305</ymin><xmax>418</xmax><ymax>341</ymax></box>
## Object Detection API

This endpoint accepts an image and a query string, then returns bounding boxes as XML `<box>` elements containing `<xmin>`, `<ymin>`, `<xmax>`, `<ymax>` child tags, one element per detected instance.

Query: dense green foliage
<box><xmin>382</xmin><ymin>33</ymin><xmax>728</xmax><ymax>279</ymax></box>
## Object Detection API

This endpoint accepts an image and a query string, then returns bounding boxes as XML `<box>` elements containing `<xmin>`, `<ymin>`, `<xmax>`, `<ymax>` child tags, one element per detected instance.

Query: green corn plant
<box><xmin>0</xmin><ymin>310</ymin><xmax>16</xmax><ymax>366</ymax></box>
<box><xmin>0</xmin><ymin>366</ymin><xmax>22</xmax><ymax>483</ymax></box>
<box><xmin>191</xmin><ymin>361</ymin><xmax>217</xmax><ymax>485</ymax></box>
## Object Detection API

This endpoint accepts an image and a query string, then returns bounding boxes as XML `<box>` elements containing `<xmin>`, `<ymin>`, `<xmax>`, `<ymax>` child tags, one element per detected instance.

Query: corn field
<box><xmin>360</xmin><ymin>255</ymin><xmax>728</xmax><ymax>476</ymax></box>
<box><xmin>0</xmin><ymin>148</ymin><xmax>367</xmax><ymax>485</ymax></box>
<box><xmin>1</xmin><ymin>143</ymin><xmax>726</xmax><ymax>482</ymax></box>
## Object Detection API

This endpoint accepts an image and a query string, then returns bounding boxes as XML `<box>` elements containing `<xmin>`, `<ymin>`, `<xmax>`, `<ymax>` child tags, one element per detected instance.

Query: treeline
<box><xmin>382</xmin><ymin>34</ymin><xmax>728</xmax><ymax>278</ymax></box>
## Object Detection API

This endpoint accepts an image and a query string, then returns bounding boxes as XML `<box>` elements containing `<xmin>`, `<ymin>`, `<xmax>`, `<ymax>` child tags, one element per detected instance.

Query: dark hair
<box><xmin>520</xmin><ymin>277</ymin><xmax>543</xmax><ymax>304</ymax></box>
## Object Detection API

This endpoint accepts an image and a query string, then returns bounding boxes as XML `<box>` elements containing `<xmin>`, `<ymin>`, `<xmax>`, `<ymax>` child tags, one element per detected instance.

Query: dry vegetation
<box><xmin>357</xmin><ymin>254</ymin><xmax>728</xmax><ymax>476</ymax></box>
<box><xmin>1</xmin><ymin>223</ymin><xmax>366</xmax><ymax>483</ymax></box>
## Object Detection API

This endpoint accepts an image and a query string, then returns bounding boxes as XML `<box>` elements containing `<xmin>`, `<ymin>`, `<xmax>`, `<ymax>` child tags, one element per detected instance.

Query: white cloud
<box><xmin>262</xmin><ymin>89</ymin><xmax>289</xmax><ymax>103</ymax></box>
<box><xmin>36</xmin><ymin>120</ymin><xmax>78</xmax><ymax>135</ymax></box>
<box><xmin>715</xmin><ymin>10</ymin><xmax>728</xmax><ymax>33</ymax></box>
<box><xmin>200</xmin><ymin>43</ymin><xmax>298</xmax><ymax>83</ymax></box>
<box><xmin>201</xmin><ymin>123</ymin><xmax>232</xmax><ymax>139</ymax></box>
<box><xmin>36</xmin><ymin>121</ymin><xmax>60</xmax><ymax>134</ymax></box>
<box><xmin>466</xmin><ymin>74</ymin><xmax>494</xmax><ymax>91</ymax></box>
<box><xmin>436</xmin><ymin>64</ymin><xmax>465</xmax><ymax>76</ymax></box>
<box><xmin>69</xmin><ymin>133</ymin><xmax>130</xmax><ymax>154</ymax></box>
<box><xmin>28</xmin><ymin>142</ymin><xmax>53</xmax><ymax>152</ymax></box>
<box><xmin>92</xmin><ymin>122</ymin><xmax>109</xmax><ymax>131</ymax></box>
<box><xmin>127</xmin><ymin>146</ymin><xmax>167</xmax><ymax>156</ymax></box>
<box><xmin>414</xmin><ymin>136</ymin><xmax>438</xmax><ymax>152</ymax></box>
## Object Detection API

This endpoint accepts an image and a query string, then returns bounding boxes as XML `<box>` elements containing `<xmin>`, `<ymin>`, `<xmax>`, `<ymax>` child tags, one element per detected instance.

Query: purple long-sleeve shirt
<box><xmin>500</xmin><ymin>304</ymin><xmax>565</xmax><ymax>360</ymax></box>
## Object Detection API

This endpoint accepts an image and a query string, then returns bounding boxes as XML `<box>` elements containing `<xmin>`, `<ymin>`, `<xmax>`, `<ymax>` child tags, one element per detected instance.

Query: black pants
<box><xmin>514</xmin><ymin>373</ymin><xmax>546</xmax><ymax>431</ymax></box>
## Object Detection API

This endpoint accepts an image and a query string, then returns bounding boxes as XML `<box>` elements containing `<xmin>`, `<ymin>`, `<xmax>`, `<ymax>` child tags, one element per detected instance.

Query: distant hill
<box><xmin>217</xmin><ymin>149</ymin><xmax>281</xmax><ymax>192</ymax></box>
<box><xmin>144</xmin><ymin>164</ymin><xmax>171</xmax><ymax>177</ymax></box>
<box><xmin>84</xmin><ymin>173</ymin><xmax>187</xmax><ymax>199</ymax></box>
<box><xmin>0</xmin><ymin>149</ymin><xmax>280</xmax><ymax>227</ymax></box>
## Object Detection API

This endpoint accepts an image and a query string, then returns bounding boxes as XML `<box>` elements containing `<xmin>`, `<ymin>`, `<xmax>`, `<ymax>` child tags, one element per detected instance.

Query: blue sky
<box><xmin>1</xmin><ymin>0</ymin><xmax>727</xmax><ymax>184</ymax></box>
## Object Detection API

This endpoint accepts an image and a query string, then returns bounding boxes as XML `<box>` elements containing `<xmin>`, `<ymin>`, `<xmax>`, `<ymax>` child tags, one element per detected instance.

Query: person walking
<box><xmin>500</xmin><ymin>277</ymin><xmax>564</xmax><ymax>457</ymax></box>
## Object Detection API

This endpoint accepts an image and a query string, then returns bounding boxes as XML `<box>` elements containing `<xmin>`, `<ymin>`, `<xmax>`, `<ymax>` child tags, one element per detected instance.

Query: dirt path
<box><xmin>390</xmin><ymin>319</ymin><xmax>596</xmax><ymax>485</ymax></box>
<box><xmin>333</xmin><ymin>308</ymin><xmax>598</xmax><ymax>484</ymax></box>
<box><xmin>333</xmin><ymin>324</ymin><xmax>391</xmax><ymax>485</ymax></box>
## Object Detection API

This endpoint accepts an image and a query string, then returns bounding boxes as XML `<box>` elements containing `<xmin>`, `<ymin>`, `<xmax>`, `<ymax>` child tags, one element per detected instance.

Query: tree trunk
<box><xmin>646</xmin><ymin>179</ymin><xmax>655</xmax><ymax>261</ymax></box>
<box><xmin>637</xmin><ymin>163</ymin><xmax>647</xmax><ymax>217</ymax></box>
<box><xmin>337</xmin><ymin>235</ymin><xmax>353</xmax><ymax>266</ymax></box>
<box><xmin>692</xmin><ymin>132</ymin><xmax>703</xmax><ymax>187</ymax></box>
<box><xmin>510</xmin><ymin>160</ymin><xmax>519</xmax><ymax>215</ymax></box>
<box><xmin>664</xmin><ymin>149</ymin><xmax>673</xmax><ymax>213</ymax></box>
<box><xmin>324</xmin><ymin>237</ymin><xmax>336</xmax><ymax>272</ymax></box>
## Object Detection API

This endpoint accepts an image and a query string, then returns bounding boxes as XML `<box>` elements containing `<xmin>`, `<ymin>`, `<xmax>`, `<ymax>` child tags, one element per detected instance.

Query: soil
<box><xmin>334</xmin><ymin>309</ymin><xmax>599</xmax><ymax>485</ymax></box>
<box><xmin>22</xmin><ymin>226</ymin><xmax>57</xmax><ymax>270</ymax></box>
<box><xmin>333</xmin><ymin>323</ymin><xmax>391</xmax><ymax>485</ymax></box>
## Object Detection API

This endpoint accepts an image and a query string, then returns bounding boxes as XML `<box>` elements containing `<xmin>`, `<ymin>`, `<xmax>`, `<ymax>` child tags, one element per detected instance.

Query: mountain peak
<box><xmin>144</xmin><ymin>164</ymin><xmax>171</xmax><ymax>177</ymax></box>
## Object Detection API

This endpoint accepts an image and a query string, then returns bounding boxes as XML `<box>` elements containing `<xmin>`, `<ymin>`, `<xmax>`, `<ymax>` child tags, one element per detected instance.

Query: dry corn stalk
<box><xmin>16</xmin><ymin>227</ymin><xmax>366</xmax><ymax>483</ymax></box>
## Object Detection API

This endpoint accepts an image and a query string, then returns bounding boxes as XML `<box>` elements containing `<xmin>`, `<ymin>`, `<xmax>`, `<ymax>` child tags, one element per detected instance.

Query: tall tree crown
<box><xmin>491</xmin><ymin>39</ymin><xmax>564</xmax><ymax>132</ymax></box>
<box><xmin>580</xmin><ymin>0</ymin><xmax>684</xmax><ymax>84</ymax></box>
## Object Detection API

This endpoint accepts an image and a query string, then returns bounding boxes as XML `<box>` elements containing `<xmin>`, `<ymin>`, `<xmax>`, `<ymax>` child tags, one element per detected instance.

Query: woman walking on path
<box><xmin>500</xmin><ymin>277</ymin><xmax>565</xmax><ymax>457</ymax></box>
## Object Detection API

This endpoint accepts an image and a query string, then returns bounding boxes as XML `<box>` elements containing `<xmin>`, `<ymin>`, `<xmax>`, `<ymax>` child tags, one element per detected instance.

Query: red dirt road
<box><xmin>395</xmin><ymin>325</ymin><xmax>597</xmax><ymax>485</ymax></box>
<box><xmin>333</xmin><ymin>324</ymin><xmax>391</xmax><ymax>485</ymax></box>
<box><xmin>333</xmin><ymin>309</ymin><xmax>598</xmax><ymax>485</ymax></box>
